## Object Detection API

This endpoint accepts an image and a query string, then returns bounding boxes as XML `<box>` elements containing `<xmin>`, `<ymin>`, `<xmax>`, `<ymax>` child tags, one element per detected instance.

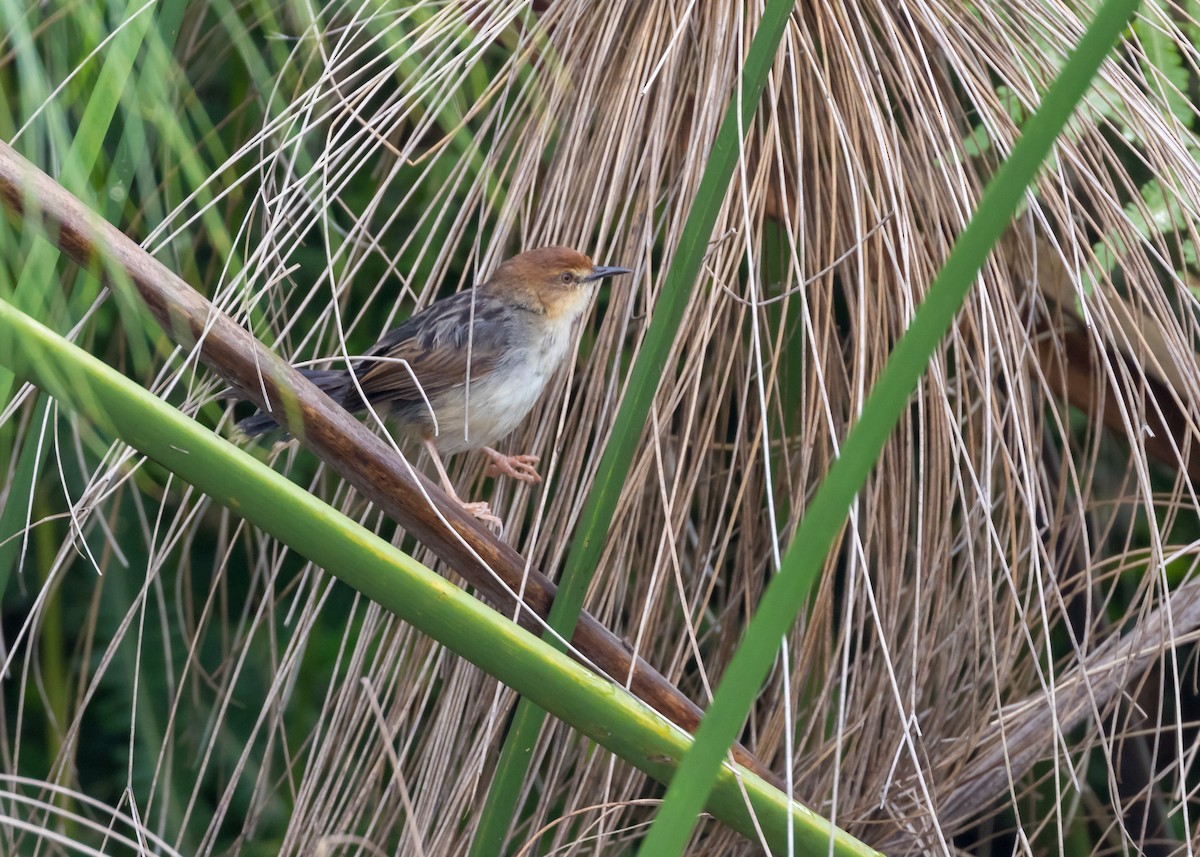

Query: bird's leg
<box><xmin>422</xmin><ymin>438</ymin><xmax>502</xmax><ymax>527</ymax></box>
<box><xmin>482</xmin><ymin>447</ymin><xmax>542</xmax><ymax>484</ymax></box>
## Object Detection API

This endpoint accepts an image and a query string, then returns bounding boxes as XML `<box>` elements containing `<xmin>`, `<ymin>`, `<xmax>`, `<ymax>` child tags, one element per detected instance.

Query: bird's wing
<box><xmin>347</xmin><ymin>289</ymin><xmax>508</xmax><ymax>407</ymax></box>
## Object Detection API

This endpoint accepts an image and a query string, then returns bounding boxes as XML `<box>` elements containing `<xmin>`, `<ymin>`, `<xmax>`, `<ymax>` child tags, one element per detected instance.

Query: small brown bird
<box><xmin>238</xmin><ymin>246</ymin><xmax>632</xmax><ymax>525</ymax></box>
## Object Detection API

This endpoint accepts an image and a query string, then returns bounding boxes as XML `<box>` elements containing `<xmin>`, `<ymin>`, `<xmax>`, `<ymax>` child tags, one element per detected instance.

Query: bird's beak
<box><xmin>583</xmin><ymin>265</ymin><xmax>633</xmax><ymax>282</ymax></box>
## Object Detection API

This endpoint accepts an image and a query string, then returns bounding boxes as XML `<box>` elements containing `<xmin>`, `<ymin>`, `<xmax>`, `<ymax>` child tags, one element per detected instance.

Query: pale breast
<box><xmin>425</xmin><ymin>319</ymin><xmax>572</xmax><ymax>455</ymax></box>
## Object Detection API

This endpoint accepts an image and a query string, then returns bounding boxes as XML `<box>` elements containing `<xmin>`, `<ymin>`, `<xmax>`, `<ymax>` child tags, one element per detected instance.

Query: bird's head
<box><xmin>488</xmin><ymin>246</ymin><xmax>632</xmax><ymax>320</ymax></box>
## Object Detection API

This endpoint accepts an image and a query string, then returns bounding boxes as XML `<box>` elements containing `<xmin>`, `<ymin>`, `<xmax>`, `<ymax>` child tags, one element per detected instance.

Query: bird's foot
<box><xmin>423</xmin><ymin>438</ymin><xmax>504</xmax><ymax>527</ymax></box>
<box><xmin>483</xmin><ymin>448</ymin><xmax>542</xmax><ymax>484</ymax></box>
<box><xmin>458</xmin><ymin>499</ymin><xmax>503</xmax><ymax>529</ymax></box>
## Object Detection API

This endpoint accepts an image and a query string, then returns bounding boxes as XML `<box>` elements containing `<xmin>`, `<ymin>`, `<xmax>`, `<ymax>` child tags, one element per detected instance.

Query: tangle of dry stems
<box><xmin>6</xmin><ymin>1</ymin><xmax>1200</xmax><ymax>855</ymax></box>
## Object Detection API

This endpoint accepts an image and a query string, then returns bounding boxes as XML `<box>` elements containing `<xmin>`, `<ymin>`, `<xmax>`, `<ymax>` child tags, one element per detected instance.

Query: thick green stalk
<box><xmin>638</xmin><ymin>0</ymin><xmax>1141</xmax><ymax>853</ymax></box>
<box><xmin>469</xmin><ymin>1</ymin><xmax>798</xmax><ymax>853</ymax></box>
<box><xmin>0</xmin><ymin>294</ymin><xmax>878</xmax><ymax>857</ymax></box>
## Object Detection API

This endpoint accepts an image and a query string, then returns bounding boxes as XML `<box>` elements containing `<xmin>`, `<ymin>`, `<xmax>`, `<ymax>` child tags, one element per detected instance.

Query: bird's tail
<box><xmin>235</xmin><ymin>369</ymin><xmax>351</xmax><ymax>437</ymax></box>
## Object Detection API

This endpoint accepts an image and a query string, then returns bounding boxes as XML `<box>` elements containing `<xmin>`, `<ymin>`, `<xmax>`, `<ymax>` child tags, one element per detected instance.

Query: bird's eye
<box><xmin>560</xmin><ymin>272</ymin><xmax>575</xmax><ymax>284</ymax></box>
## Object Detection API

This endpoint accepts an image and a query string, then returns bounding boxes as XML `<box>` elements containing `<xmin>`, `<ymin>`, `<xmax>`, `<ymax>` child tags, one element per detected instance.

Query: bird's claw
<box><xmin>484</xmin><ymin>450</ymin><xmax>542</xmax><ymax>484</ymax></box>
<box><xmin>460</xmin><ymin>500</ymin><xmax>503</xmax><ymax>528</ymax></box>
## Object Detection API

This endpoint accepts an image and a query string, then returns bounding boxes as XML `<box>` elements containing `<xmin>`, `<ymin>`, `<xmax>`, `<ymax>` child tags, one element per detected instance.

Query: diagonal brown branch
<box><xmin>885</xmin><ymin>580</ymin><xmax>1200</xmax><ymax>851</ymax></box>
<box><xmin>0</xmin><ymin>139</ymin><xmax>777</xmax><ymax>785</ymax></box>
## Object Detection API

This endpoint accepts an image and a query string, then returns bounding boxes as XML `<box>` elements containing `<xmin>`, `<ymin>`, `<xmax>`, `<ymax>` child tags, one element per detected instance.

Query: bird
<box><xmin>236</xmin><ymin>246</ymin><xmax>632</xmax><ymax>526</ymax></box>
